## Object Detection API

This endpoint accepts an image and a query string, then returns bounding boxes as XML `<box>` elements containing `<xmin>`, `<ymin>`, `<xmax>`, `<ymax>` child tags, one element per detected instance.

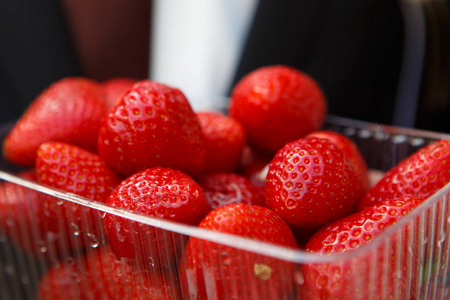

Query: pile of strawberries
<box><xmin>1</xmin><ymin>65</ymin><xmax>449</xmax><ymax>299</ymax></box>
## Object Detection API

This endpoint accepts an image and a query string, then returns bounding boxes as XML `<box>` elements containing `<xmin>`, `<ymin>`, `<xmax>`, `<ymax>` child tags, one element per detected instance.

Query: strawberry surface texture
<box><xmin>307</xmin><ymin>130</ymin><xmax>370</xmax><ymax>191</ymax></box>
<box><xmin>197</xmin><ymin>172</ymin><xmax>266</xmax><ymax>209</ymax></box>
<box><xmin>300</xmin><ymin>196</ymin><xmax>423</xmax><ymax>300</ymax></box>
<box><xmin>37</xmin><ymin>247</ymin><xmax>182</xmax><ymax>300</ymax></box>
<box><xmin>2</xmin><ymin>77</ymin><xmax>107</xmax><ymax>167</ymax></box>
<box><xmin>98</xmin><ymin>80</ymin><xmax>207</xmax><ymax>177</ymax></box>
<box><xmin>0</xmin><ymin>169</ymin><xmax>79</xmax><ymax>257</ymax></box>
<box><xmin>180</xmin><ymin>203</ymin><xmax>298</xmax><ymax>300</ymax></box>
<box><xmin>265</xmin><ymin>136</ymin><xmax>365</xmax><ymax>230</ymax></box>
<box><xmin>103</xmin><ymin>167</ymin><xmax>211</xmax><ymax>270</ymax></box>
<box><xmin>35</xmin><ymin>142</ymin><xmax>122</xmax><ymax>253</ymax></box>
<box><xmin>229</xmin><ymin>65</ymin><xmax>327</xmax><ymax>153</ymax></box>
<box><xmin>359</xmin><ymin>139</ymin><xmax>450</xmax><ymax>210</ymax></box>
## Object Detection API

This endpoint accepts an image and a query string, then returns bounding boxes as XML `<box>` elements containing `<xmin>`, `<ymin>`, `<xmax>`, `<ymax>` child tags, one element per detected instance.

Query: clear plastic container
<box><xmin>1</xmin><ymin>116</ymin><xmax>450</xmax><ymax>300</ymax></box>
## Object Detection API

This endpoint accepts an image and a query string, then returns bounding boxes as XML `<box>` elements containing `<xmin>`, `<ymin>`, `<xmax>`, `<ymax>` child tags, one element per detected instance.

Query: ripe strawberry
<box><xmin>180</xmin><ymin>203</ymin><xmax>298</xmax><ymax>300</ymax></box>
<box><xmin>196</xmin><ymin>172</ymin><xmax>266</xmax><ymax>209</ymax></box>
<box><xmin>102</xmin><ymin>77</ymin><xmax>138</xmax><ymax>110</ymax></box>
<box><xmin>229</xmin><ymin>65</ymin><xmax>327</xmax><ymax>153</ymax></box>
<box><xmin>103</xmin><ymin>167</ymin><xmax>211</xmax><ymax>270</ymax></box>
<box><xmin>36</xmin><ymin>142</ymin><xmax>122</xmax><ymax>201</ymax></box>
<box><xmin>300</xmin><ymin>196</ymin><xmax>423</xmax><ymax>300</ymax></box>
<box><xmin>358</xmin><ymin>139</ymin><xmax>450</xmax><ymax>211</ymax></box>
<box><xmin>0</xmin><ymin>170</ymin><xmax>85</xmax><ymax>257</ymax></box>
<box><xmin>97</xmin><ymin>80</ymin><xmax>207</xmax><ymax>177</ymax></box>
<box><xmin>196</xmin><ymin>111</ymin><xmax>246</xmax><ymax>174</ymax></box>
<box><xmin>307</xmin><ymin>130</ymin><xmax>370</xmax><ymax>191</ymax></box>
<box><xmin>265</xmin><ymin>137</ymin><xmax>365</xmax><ymax>230</ymax></box>
<box><xmin>35</xmin><ymin>142</ymin><xmax>122</xmax><ymax>248</ymax></box>
<box><xmin>2</xmin><ymin>77</ymin><xmax>107</xmax><ymax>167</ymax></box>
<box><xmin>37</xmin><ymin>247</ymin><xmax>182</xmax><ymax>300</ymax></box>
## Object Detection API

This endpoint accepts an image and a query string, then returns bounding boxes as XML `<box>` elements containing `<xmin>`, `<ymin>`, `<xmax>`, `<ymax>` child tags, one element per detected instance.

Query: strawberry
<box><xmin>180</xmin><ymin>203</ymin><xmax>298</xmax><ymax>300</ymax></box>
<box><xmin>300</xmin><ymin>196</ymin><xmax>423</xmax><ymax>300</ymax></box>
<box><xmin>103</xmin><ymin>167</ymin><xmax>211</xmax><ymax>270</ymax></box>
<box><xmin>36</xmin><ymin>142</ymin><xmax>122</xmax><ymax>201</ymax></box>
<box><xmin>2</xmin><ymin>77</ymin><xmax>107</xmax><ymax>167</ymax></box>
<box><xmin>35</xmin><ymin>142</ymin><xmax>122</xmax><ymax>248</ymax></box>
<box><xmin>358</xmin><ymin>139</ymin><xmax>450</xmax><ymax>211</ymax></box>
<box><xmin>265</xmin><ymin>136</ymin><xmax>365</xmax><ymax>231</ymax></box>
<box><xmin>102</xmin><ymin>77</ymin><xmax>138</xmax><ymax>110</ymax></box>
<box><xmin>97</xmin><ymin>80</ymin><xmax>207</xmax><ymax>177</ymax></box>
<box><xmin>0</xmin><ymin>170</ymin><xmax>85</xmax><ymax>257</ymax></box>
<box><xmin>229</xmin><ymin>65</ymin><xmax>327</xmax><ymax>153</ymax></box>
<box><xmin>196</xmin><ymin>172</ymin><xmax>266</xmax><ymax>209</ymax></box>
<box><xmin>307</xmin><ymin>130</ymin><xmax>370</xmax><ymax>191</ymax></box>
<box><xmin>37</xmin><ymin>247</ymin><xmax>182</xmax><ymax>300</ymax></box>
<box><xmin>196</xmin><ymin>111</ymin><xmax>246</xmax><ymax>174</ymax></box>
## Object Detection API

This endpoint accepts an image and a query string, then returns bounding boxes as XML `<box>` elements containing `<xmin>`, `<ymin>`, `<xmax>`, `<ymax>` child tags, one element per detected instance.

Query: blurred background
<box><xmin>0</xmin><ymin>0</ymin><xmax>449</xmax><ymax>132</ymax></box>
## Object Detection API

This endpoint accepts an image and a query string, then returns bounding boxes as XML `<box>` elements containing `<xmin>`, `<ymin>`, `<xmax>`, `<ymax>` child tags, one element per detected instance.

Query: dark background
<box><xmin>0</xmin><ymin>0</ymin><xmax>449</xmax><ymax>132</ymax></box>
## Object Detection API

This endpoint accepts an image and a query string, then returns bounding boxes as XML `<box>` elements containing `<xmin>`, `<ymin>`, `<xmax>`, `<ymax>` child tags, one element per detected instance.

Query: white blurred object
<box><xmin>149</xmin><ymin>0</ymin><xmax>258</xmax><ymax>110</ymax></box>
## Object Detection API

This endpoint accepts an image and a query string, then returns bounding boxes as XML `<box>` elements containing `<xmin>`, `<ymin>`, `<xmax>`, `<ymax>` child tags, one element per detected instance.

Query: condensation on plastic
<box><xmin>0</xmin><ymin>116</ymin><xmax>449</xmax><ymax>300</ymax></box>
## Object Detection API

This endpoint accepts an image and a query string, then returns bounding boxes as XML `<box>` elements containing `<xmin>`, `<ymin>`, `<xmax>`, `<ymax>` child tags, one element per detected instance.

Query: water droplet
<box><xmin>87</xmin><ymin>233</ymin><xmax>99</xmax><ymax>248</ymax></box>
<box><xmin>115</xmin><ymin>223</ymin><xmax>125</xmax><ymax>242</ymax></box>
<box><xmin>71</xmin><ymin>223</ymin><xmax>81</xmax><ymax>236</ymax></box>
<box><xmin>410</xmin><ymin>138</ymin><xmax>424</xmax><ymax>147</ymax></box>
<box><xmin>37</xmin><ymin>239</ymin><xmax>48</xmax><ymax>253</ymax></box>
<box><xmin>115</xmin><ymin>268</ymin><xmax>123</xmax><ymax>277</ymax></box>
<box><xmin>392</xmin><ymin>135</ymin><xmax>407</xmax><ymax>144</ymax></box>
<box><xmin>392</xmin><ymin>271</ymin><xmax>403</xmax><ymax>279</ymax></box>
<box><xmin>437</xmin><ymin>233</ymin><xmax>446</xmax><ymax>247</ymax></box>
<box><xmin>294</xmin><ymin>271</ymin><xmax>304</xmax><ymax>285</ymax></box>
<box><xmin>148</xmin><ymin>257</ymin><xmax>155</xmax><ymax>267</ymax></box>
<box><xmin>71</xmin><ymin>272</ymin><xmax>81</xmax><ymax>283</ymax></box>
<box><xmin>56</xmin><ymin>198</ymin><xmax>64</xmax><ymax>205</ymax></box>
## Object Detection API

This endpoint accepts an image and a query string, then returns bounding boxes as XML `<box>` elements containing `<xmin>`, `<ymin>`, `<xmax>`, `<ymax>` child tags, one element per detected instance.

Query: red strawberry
<box><xmin>358</xmin><ymin>139</ymin><xmax>450</xmax><ymax>211</ymax></box>
<box><xmin>36</xmin><ymin>142</ymin><xmax>122</xmax><ymax>201</ymax></box>
<box><xmin>102</xmin><ymin>77</ymin><xmax>138</xmax><ymax>110</ymax></box>
<box><xmin>229</xmin><ymin>65</ymin><xmax>327</xmax><ymax>153</ymax></box>
<box><xmin>97</xmin><ymin>80</ymin><xmax>207</xmax><ymax>177</ymax></box>
<box><xmin>265</xmin><ymin>137</ymin><xmax>365</xmax><ymax>231</ymax></box>
<box><xmin>300</xmin><ymin>196</ymin><xmax>423</xmax><ymax>300</ymax></box>
<box><xmin>180</xmin><ymin>203</ymin><xmax>298</xmax><ymax>300</ymax></box>
<box><xmin>2</xmin><ymin>77</ymin><xmax>107</xmax><ymax>167</ymax></box>
<box><xmin>103</xmin><ymin>167</ymin><xmax>211</xmax><ymax>270</ymax></box>
<box><xmin>37</xmin><ymin>247</ymin><xmax>182</xmax><ymax>300</ymax></box>
<box><xmin>0</xmin><ymin>170</ymin><xmax>86</xmax><ymax>257</ymax></box>
<box><xmin>307</xmin><ymin>130</ymin><xmax>370</xmax><ymax>191</ymax></box>
<box><xmin>196</xmin><ymin>172</ymin><xmax>266</xmax><ymax>209</ymax></box>
<box><xmin>196</xmin><ymin>111</ymin><xmax>246</xmax><ymax>174</ymax></box>
<box><xmin>35</xmin><ymin>142</ymin><xmax>122</xmax><ymax>247</ymax></box>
